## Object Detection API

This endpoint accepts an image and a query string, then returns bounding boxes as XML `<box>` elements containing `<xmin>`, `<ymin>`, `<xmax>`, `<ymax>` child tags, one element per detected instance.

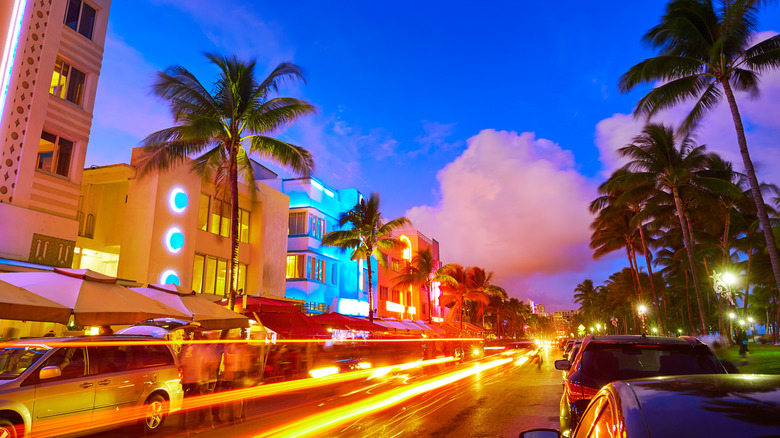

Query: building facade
<box><xmin>375</xmin><ymin>229</ymin><xmax>442</xmax><ymax>322</ymax></box>
<box><xmin>0</xmin><ymin>0</ymin><xmax>111</xmax><ymax>269</ymax></box>
<box><xmin>74</xmin><ymin>148</ymin><xmax>290</xmax><ymax>297</ymax></box>
<box><xmin>262</xmin><ymin>177</ymin><xmax>373</xmax><ymax>316</ymax></box>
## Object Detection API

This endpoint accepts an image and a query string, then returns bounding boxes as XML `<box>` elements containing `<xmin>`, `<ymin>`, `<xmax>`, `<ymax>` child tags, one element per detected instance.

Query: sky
<box><xmin>88</xmin><ymin>1</ymin><xmax>780</xmax><ymax>312</ymax></box>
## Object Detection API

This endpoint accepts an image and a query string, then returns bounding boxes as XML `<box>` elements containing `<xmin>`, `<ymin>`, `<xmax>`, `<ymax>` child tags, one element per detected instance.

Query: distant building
<box><xmin>260</xmin><ymin>176</ymin><xmax>372</xmax><ymax>316</ymax></box>
<box><xmin>0</xmin><ymin>0</ymin><xmax>111</xmax><ymax>270</ymax></box>
<box><xmin>74</xmin><ymin>148</ymin><xmax>290</xmax><ymax>297</ymax></box>
<box><xmin>375</xmin><ymin>229</ymin><xmax>443</xmax><ymax>322</ymax></box>
<box><xmin>553</xmin><ymin>310</ymin><xmax>578</xmax><ymax>333</ymax></box>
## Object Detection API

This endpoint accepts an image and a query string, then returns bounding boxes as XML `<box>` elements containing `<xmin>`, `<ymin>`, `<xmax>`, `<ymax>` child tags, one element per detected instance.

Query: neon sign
<box><xmin>338</xmin><ymin>298</ymin><xmax>369</xmax><ymax>317</ymax></box>
<box><xmin>165</xmin><ymin>227</ymin><xmax>184</xmax><ymax>253</ymax></box>
<box><xmin>160</xmin><ymin>270</ymin><xmax>179</xmax><ymax>285</ymax></box>
<box><xmin>169</xmin><ymin>188</ymin><xmax>188</xmax><ymax>213</ymax></box>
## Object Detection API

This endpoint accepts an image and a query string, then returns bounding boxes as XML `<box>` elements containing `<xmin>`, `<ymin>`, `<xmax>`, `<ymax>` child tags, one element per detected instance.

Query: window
<box><xmin>309</xmin><ymin>258</ymin><xmax>325</xmax><ymax>282</ymax></box>
<box><xmin>197</xmin><ymin>194</ymin><xmax>209</xmax><ymax>231</ymax></box>
<box><xmin>39</xmin><ymin>347</ymin><xmax>85</xmax><ymax>381</ymax></box>
<box><xmin>50</xmin><ymin>57</ymin><xmax>86</xmax><ymax>106</ymax></box>
<box><xmin>286</xmin><ymin>255</ymin><xmax>305</xmax><ymax>279</ymax></box>
<box><xmin>64</xmin><ymin>0</ymin><xmax>96</xmax><ymax>40</ymax></box>
<box><xmin>289</xmin><ymin>212</ymin><xmax>306</xmax><ymax>235</ymax></box>
<box><xmin>192</xmin><ymin>253</ymin><xmax>247</xmax><ymax>296</ymax></box>
<box><xmin>239</xmin><ymin>209</ymin><xmax>250</xmax><ymax>243</ymax></box>
<box><xmin>209</xmin><ymin>198</ymin><xmax>230</xmax><ymax>237</ymax></box>
<box><xmin>391</xmin><ymin>289</ymin><xmax>401</xmax><ymax>303</ymax></box>
<box><xmin>405</xmin><ymin>291</ymin><xmax>412</xmax><ymax>305</ymax></box>
<box><xmin>391</xmin><ymin>258</ymin><xmax>400</xmax><ymax>273</ymax></box>
<box><xmin>308</xmin><ymin>214</ymin><xmax>326</xmax><ymax>239</ymax></box>
<box><xmin>37</xmin><ymin>131</ymin><xmax>74</xmax><ymax>177</ymax></box>
<box><xmin>379</xmin><ymin>286</ymin><xmax>389</xmax><ymax>300</ymax></box>
<box><xmin>331</xmin><ymin>263</ymin><xmax>338</xmax><ymax>284</ymax></box>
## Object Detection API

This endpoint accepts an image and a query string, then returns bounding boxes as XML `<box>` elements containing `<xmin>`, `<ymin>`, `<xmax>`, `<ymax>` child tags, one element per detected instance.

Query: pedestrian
<box><xmin>178</xmin><ymin>332</ymin><xmax>210</xmax><ymax>431</ymax></box>
<box><xmin>43</xmin><ymin>330</ymin><xmax>56</xmax><ymax>337</ymax></box>
<box><xmin>99</xmin><ymin>325</ymin><xmax>114</xmax><ymax>335</ymax></box>
<box><xmin>737</xmin><ymin>327</ymin><xmax>749</xmax><ymax>360</ymax></box>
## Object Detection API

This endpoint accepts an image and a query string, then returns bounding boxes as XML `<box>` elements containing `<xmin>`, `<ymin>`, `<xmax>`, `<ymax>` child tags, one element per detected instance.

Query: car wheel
<box><xmin>0</xmin><ymin>418</ymin><xmax>19</xmax><ymax>438</ymax></box>
<box><xmin>140</xmin><ymin>393</ymin><xmax>168</xmax><ymax>434</ymax></box>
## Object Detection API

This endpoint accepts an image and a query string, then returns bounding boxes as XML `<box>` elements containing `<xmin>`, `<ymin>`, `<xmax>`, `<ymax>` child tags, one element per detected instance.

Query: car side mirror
<box><xmin>39</xmin><ymin>366</ymin><xmax>61</xmax><ymax>380</ymax></box>
<box><xmin>519</xmin><ymin>429</ymin><xmax>561</xmax><ymax>438</ymax></box>
<box><xmin>554</xmin><ymin>360</ymin><xmax>570</xmax><ymax>371</ymax></box>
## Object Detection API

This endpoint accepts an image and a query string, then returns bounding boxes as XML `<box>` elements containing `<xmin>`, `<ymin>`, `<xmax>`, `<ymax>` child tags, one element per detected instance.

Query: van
<box><xmin>0</xmin><ymin>336</ymin><xmax>184</xmax><ymax>437</ymax></box>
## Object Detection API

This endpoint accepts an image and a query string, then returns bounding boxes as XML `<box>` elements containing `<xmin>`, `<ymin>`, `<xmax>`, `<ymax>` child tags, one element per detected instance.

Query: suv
<box><xmin>555</xmin><ymin>334</ymin><xmax>727</xmax><ymax>436</ymax></box>
<box><xmin>0</xmin><ymin>336</ymin><xmax>184</xmax><ymax>437</ymax></box>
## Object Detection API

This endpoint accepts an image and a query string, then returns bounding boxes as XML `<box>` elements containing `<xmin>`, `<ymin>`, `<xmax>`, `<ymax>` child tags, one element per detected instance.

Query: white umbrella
<box><xmin>130</xmin><ymin>284</ymin><xmax>249</xmax><ymax>330</ymax></box>
<box><xmin>0</xmin><ymin>268</ymin><xmax>187</xmax><ymax>326</ymax></box>
<box><xmin>0</xmin><ymin>279</ymin><xmax>71</xmax><ymax>323</ymax></box>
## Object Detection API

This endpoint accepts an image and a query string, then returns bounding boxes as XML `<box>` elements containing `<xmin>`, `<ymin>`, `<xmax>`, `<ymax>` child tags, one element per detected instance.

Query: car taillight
<box><xmin>566</xmin><ymin>380</ymin><xmax>600</xmax><ymax>403</ymax></box>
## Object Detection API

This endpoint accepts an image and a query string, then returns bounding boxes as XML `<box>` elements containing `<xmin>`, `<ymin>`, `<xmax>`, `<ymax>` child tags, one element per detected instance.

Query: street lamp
<box><xmin>637</xmin><ymin>305</ymin><xmax>648</xmax><ymax>333</ymax></box>
<box><xmin>748</xmin><ymin>317</ymin><xmax>755</xmax><ymax>343</ymax></box>
<box><xmin>651</xmin><ymin>327</ymin><xmax>658</xmax><ymax>335</ymax></box>
<box><xmin>710</xmin><ymin>270</ymin><xmax>737</xmax><ymax>305</ymax></box>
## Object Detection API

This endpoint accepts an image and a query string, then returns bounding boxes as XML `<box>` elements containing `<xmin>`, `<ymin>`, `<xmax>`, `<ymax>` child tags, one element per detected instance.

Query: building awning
<box><xmin>257</xmin><ymin>312</ymin><xmax>330</xmax><ymax>339</ymax></box>
<box><xmin>309</xmin><ymin>313</ymin><xmax>387</xmax><ymax>332</ymax></box>
<box><xmin>413</xmin><ymin>320</ymin><xmax>445</xmax><ymax>334</ymax></box>
<box><xmin>223</xmin><ymin>296</ymin><xmax>300</xmax><ymax>314</ymax></box>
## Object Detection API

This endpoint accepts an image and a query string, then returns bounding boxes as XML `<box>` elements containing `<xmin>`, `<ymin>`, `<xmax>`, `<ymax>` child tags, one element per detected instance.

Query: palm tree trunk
<box><xmin>367</xmin><ymin>256</ymin><xmax>374</xmax><ymax>322</ymax></box>
<box><xmin>722</xmin><ymin>81</ymin><xmax>780</xmax><ymax>325</ymax></box>
<box><xmin>630</xmin><ymin>244</ymin><xmax>645</xmax><ymax>303</ymax></box>
<box><xmin>744</xmin><ymin>241</ymin><xmax>753</xmax><ymax>312</ymax></box>
<box><xmin>685</xmin><ymin>269</ymin><xmax>695</xmax><ymax>334</ymax></box>
<box><xmin>426</xmin><ymin>282</ymin><xmax>433</xmax><ymax>323</ymax></box>
<box><xmin>673</xmin><ymin>189</ymin><xmax>706</xmax><ymax>333</ymax></box>
<box><xmin>228</xmin><ymin>147</ymin><xmax>240</xmax><ymax>312</ymax></box>
<box><xmin>638</xmin><ymin>224</ymin><xmax>663</xmax><ymax>332</ymax></box>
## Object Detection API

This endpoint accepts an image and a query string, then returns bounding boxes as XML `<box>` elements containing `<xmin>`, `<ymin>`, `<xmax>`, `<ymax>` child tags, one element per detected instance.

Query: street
<box><xmin>108</xmin><ymin>347</ymin><xmax>562</xmax><ymax>438</ymax></box>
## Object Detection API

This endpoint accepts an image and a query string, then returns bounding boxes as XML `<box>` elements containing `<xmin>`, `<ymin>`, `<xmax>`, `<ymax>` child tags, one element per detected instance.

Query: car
<box><xmin>562</xmin><ymin>340</ymin><xmax>581</xmax><ymax>362</ymax></box>
<box><xmin>0</xmin><ymin>336</ymin><xmax>184</xmax><ymax>438</ymax></box>
<box><xmin>554</xmin><ymin>334</ymin><xmax>727</xmax><ymax>436</ymax></box>
<box><xmin>520</xmin><ymin>374</ymin><xmax>780</xmax><ymax>438</ymax></box>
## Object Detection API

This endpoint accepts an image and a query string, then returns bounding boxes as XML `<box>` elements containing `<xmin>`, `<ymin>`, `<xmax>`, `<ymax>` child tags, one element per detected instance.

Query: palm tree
<box><xmin>468</xmin><ymin>267</ymin><xmax>507</xmax><ymax>328</ymax></box>
<box><xmin>619</xmin><ymin>0</ymin><xmax>780</xmax><ymax>300</ymax></box>
<box><xmin>393</xmin><ymin>248</ymin><xmax>455</xmax><ymax>322</ymax></box>
<box><xmin>439</xmin><ymin>265</ymin><xmax>490</xmax><ymax>331</ymax></box>
<box><xmin>613</xmin><ymin>124</ymin><xmax>731</xmax><ymax>332</ymax></box>
<box><xmin>573</xmin><ymin>280</ymin><xmax>600</xmax><ymax>322</ymax></box>
<box><xmin>322</xmin><ymin>193</ymin><xmax>410</xmax><ymax>322</ymax></box>
<box><xmin>138</xmin><ymin>54</ymin><xmax>316</xmax><ymax>311</ymax></box>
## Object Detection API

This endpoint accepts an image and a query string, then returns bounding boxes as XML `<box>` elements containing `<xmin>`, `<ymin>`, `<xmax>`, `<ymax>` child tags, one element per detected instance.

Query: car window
<box><xmin>134</xmin><ymin>345</ymin><xmax>175</xmax><ymax>368</ymax></box>
<box><xmin>0</xmin><ymin>347</ymin><xmax>49</xmax><ymax>379</ymax></box>
<box><xmin>89</xmin><ymin>346</ymin><xmax>132</xmax><ymax>374</ymax></box>
<box><xmin>581</xmin><ymin>344</ymin><xmax>723</xmax><ymax>387</ymax></box>
<box><xmin>37</xmin><ymin>347</ymin><xmax>86</xmax><ymax>381</ymax></box>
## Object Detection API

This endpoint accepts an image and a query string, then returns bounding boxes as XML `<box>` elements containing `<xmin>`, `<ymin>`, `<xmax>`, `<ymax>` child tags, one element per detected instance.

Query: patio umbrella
<box><xmin>0</xmin><ymin>268</ymin><xmax>187</xmax><ymax>326</ymax></box>
<box><xmin>0</xmin><ymin>279</ymin><xmax>71</xmax><ymax>324</ymax></box>
<box><xmin>131</xmin><ymin>284</ymin><xmax>249</xmax><ymax>330</ymax></box>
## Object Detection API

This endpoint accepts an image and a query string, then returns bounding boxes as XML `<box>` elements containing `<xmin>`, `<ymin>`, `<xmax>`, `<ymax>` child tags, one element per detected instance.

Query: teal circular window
<box><xmin>161</xmin><ymin>270</ymin><xmax>180</xmax><ymax>285</ymax></box>
<box><xmin>169</xmin><ymin>188</ymin><xmax>188</xmax><ymax>213</ymax></box>
<box><xmin>166</xmin><ymin>228</ymin><xmax>184</xmax><ymax>253</ymax></box>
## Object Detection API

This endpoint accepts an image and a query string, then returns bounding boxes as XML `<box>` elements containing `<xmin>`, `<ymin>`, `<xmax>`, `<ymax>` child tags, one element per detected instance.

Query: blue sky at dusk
<box><xmin>88</xmin><ymin>1</ymin><xmax>780</xmax><ymax>311</ymax></box>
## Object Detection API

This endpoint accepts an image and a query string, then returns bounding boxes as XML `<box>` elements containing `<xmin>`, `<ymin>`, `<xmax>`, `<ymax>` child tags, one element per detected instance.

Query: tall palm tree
<box><xmin>322</xmin><ymin>193</ymin><xmax>410</xmax><ymax>322</ymax></box>
<box><xmin>613</xmin><ymin>124</ymin><xmax>722</xmax><ymax>332</ymax></box>
<box><xmin>137</xmin><ymin>54</ymin><xmax>316</xmax><ymax>311</ymax></box>
<box><xmin>468</xmin><ymin>267</ymin><xmax>507</xmax><ymax>328</ymax></box>
<box><xmin>573</xmin><ymin>280</ymin><xmax>600</xmax><ymax>322</ymax></box>
<box><xmin>619</xmin><ymin>0</ymin><xmax>780</xmax><ymax>299</ymax></box>
<box><xmin>393</xmin><ymin>248</ymin><xmax>455</xmax><ymax>322</ymax></box>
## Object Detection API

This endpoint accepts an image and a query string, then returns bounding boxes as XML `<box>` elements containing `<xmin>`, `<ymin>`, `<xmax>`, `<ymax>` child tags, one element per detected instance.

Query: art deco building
<box><xmin>0</xmin><ymin>0</ymin><xmax>111</xmax><ymax>270</ymax></box>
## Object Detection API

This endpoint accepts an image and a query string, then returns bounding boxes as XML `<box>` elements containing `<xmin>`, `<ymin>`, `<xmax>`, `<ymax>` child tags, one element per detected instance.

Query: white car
<box><xmin>0</xmin><ymin>336</ymin><xmax>183</xmax><ymax>437</ymax></box>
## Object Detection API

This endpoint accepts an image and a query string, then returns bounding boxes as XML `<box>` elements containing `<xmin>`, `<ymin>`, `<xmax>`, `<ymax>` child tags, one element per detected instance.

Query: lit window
<box><xmin>215</xmin><ymin>259</ymin><xmax>228</xmax><ymax>296</ymax></box>
<box><xmin>210</xmin><ymin>199</ymin><xmax>230</xmax><ymax>238</ymax></box>
<box><xmin>391</xmin><ymin>289</ymin><xmax>401</xmax><ymax>303</ymax></box>
<box><xmin>286</xmin><ymin>255</ymin><xmax>305</xmax><ymax>279</ymax></box>
<box><xmin>239</xmin><ymin>209</ymin><xmax>250</xmax><ymax>243</ymax></box>
<box><xmin>391</xmin><ymin>258</ymin><xmax>400</xmax><ymax>273</ymax></box>
<box><xmin>64</xmin><ymin>0</ymin><xmax>96</xmax><ymax>40</ymax></box>
<box><xmin>192</xmin><ymin>254</ymin><xmax>205</xmax><ymax>293</ymax></box>
<box><xmin>309</xmin><ymin>258</ymin><xmax>325</xmax><ymax>282</ymax></box>
<box><xmin>193</xmin><ymin>253</ymin><xmax>246</xmax><ymax>296</ymax></box>
<box><xmin>197</xmin><ymin>193</ymin><xmax>209</xmax><ymax>231</ymax></box>
<box><xmin>50</xmin><ymin>57</ymin><xmax>86</xmax><ymax>106</ymax></box>
<box><xmin>37</xmin><ymin>131</ymin><xmax>74</xmax><ymax>177</ymax></box>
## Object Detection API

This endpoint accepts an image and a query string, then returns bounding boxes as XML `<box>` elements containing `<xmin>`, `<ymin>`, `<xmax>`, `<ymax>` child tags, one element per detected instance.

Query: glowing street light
<box><xmin>677</xmin><ymin>328</ymin><xmax>682</xmax><ymax>334</ymax></box>
<box><xmin>637</xmin><ymin>305</ymin><xmax>648</xmax><ymax>333</ymax></box>
<box><xmin>710</xmin><ymin>270</ymin><xmax>737</xmax><ymax>305</ymax></box>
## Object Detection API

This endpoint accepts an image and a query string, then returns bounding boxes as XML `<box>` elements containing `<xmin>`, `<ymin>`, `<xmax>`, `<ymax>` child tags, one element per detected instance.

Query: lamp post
<box><xmin>637</xmin><ymin>305</ymin><xmax>647</xmax><ymax>334</ymax></box>
<box><xmin>748</xmin><ymin>317</ymin><xmax>755</xmax><ymax>343</ymax></box>
<box><xmin>729</xmin><ymin>312</ymin><xmax>736</xmax><ymax>343</ymax></box>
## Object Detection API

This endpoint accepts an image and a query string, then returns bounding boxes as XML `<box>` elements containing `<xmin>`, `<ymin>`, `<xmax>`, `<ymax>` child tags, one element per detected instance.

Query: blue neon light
<box><xmin>161</xmin><ymin>270</ymin><xmax>180</xmax><ymax>285</ymax></box>
<box><xmin>165</xmin><ymin>228</ymin><xmax>184</xmax><ymax>253</ymax></box>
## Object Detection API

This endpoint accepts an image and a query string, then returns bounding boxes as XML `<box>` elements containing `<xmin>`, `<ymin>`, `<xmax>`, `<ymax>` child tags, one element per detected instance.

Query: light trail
<box><xmin>251</xmin><ymin>356</ymin><xmax>514</xmax><ymax>438</ymax></box>
<box><xmin>0</xmin><ymin>337</ymin><xmax>483</xmax><ymax>348</ymax></box>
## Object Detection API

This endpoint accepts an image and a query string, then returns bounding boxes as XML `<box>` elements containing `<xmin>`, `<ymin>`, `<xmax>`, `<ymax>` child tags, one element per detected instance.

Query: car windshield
<box><xmin>580</xmin><ymin>344</ymin><xmax>724</xmax><ymax>387</ymax></box>
<box><xmin>0</xmin><ymin>346</ymin><xmax>50</xmax><ymax>379</ymax></box>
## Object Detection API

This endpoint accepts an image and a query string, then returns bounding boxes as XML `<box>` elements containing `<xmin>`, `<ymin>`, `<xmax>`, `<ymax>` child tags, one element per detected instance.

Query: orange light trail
<box><xmin>0</xmin><ymin>337</ymin><xmax>483</xmax><ymax>348</ymax></box>
<box><xmin>251</xmin><ymin>357</ymin><xmax>513</xmax><ymax>438</ymax></box>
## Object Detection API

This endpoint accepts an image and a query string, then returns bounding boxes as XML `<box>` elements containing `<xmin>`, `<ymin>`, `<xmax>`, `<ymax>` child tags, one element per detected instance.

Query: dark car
<box><xmin>521</xmin><ymin>374</ymin><xmax>780</xmax><ymax>438</ymax></box>
<box><xmin>554</xmin><ymin>334</ymin><xmax>727</xmax><ymax>436</ymax></box>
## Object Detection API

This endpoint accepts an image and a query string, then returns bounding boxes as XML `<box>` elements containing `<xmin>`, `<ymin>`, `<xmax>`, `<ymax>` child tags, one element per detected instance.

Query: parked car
<box><xmin>0</xmin><ymin>336</ymin><xmax>184</xmax><ymax>438</ymax></box>
<box><xmin>554</xmin><ymin>334</ymin><xmax>727</xmax><ymax>436</ymax></box>
<box><xmin>521</xmin><ymin>374</ymin><xmax>780</xmax><ymax>438</ymax></box>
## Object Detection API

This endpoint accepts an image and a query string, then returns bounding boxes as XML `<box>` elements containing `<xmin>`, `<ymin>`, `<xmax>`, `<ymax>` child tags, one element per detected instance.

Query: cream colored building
<box><xmin>0</xmin><ymin>0</ymin><xmax>111</xmax><ymax>269</ymax></box>
<box><xmin>74</xmin><ymin>147</ymin><xmax>290</xmax><ymax>297</ymax></box>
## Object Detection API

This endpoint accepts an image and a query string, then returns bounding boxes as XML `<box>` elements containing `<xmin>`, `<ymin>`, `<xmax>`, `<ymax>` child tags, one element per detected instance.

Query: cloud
<box><xmin>406</xmin><ymin>129</ymin><xmax>597</xmax><ymax>306</ymax></box>
<box><xmin>410</xmin><ymin>121</ymin><xmax>463</xmax><ymax>157</ymax></box>
<box><xmin>596</xmin><ymin>31</ymin><xmax>780</xmax><ymax>184</ymax></box>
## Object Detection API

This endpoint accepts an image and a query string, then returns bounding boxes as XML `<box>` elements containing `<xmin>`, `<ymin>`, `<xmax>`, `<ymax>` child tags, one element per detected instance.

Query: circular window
<box><xmin>160</xmin><ymin>270</ymin><xmax>180</xmax><ymax>285</ymax></box>
<box><xmin>169</xmin><ymin>188</ymin><xmax>188</xmax><ymax>213</ymax></box>
<box><xmin>165</xmin><ymin>228</ymin><xmax>184</xmax><ymax>253</ymax></box>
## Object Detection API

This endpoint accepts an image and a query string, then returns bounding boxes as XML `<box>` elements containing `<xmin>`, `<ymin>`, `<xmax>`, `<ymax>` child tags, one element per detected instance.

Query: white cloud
<box><xmin>407</xmin><ymin>129</ymin><xmax>596</xmax><ymax>292</ymax></box>
<box><xmin>411</xmin><ymin>121</ymin><xmax>462</xmax><ymax>157</ymax></box>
